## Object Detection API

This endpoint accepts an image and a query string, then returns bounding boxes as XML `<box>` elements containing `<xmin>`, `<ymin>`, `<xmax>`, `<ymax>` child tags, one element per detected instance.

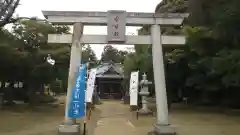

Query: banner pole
<box><xmin>83</xmin><ymin>63</ymin><xmax>89</xmax><ymax>135</ymax></box>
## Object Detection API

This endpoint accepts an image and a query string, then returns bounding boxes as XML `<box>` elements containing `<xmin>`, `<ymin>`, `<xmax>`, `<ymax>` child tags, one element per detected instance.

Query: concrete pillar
<box><xmin>58</xmin><ymin>23</ymin><xmax>84</xmax><ymax>135</ymax></box>
<box><xmin>150</xmin><ymin>24</ymin><xmax>175</xmax><ymax>135</ymax></box>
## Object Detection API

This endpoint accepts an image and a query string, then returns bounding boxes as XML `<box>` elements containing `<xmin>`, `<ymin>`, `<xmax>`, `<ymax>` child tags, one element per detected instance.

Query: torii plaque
<box><xmin>107</xmin><ymin>10</ymin><xmax>126</xmax><ymax>43</ymax></box>
<box><xmin>42</xmin><ymin>10</ymin><xmax>188</xmax><ymax>135</ymax></box>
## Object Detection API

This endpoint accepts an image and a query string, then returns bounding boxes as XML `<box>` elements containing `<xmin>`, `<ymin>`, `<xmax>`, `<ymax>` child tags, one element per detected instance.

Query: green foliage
<box><xmin>100</xmin><ymin>45</ymin><xmax>128</xmax><ymax>64</ymax></box>
<box><xmin>82</xmin><ymin>44</ymin><xmax>98</xmax><ymax>68</ymax></box>
<box><xmin>51</xmin><ymin>79</ymin><xmax>64</xmax><ymax>94</ymax></box>
<box><xmin>0</xmin><ymin>0</ymin><xmax>20</xmax><ymax>27</ymax></box>
<box><xmin>0</xmin><ymin>20</ymin><xmax>97</xmax><ymax>102</ymax></box>
<box><xmin>123</xmin><ymin>0</ymin><xmax>240</xmax><ymax>107</ymax></box>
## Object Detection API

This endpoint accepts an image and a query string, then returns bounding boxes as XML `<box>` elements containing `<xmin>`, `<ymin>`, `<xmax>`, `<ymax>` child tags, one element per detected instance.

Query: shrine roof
<box><xmin>89</xmin><ymin>62</ymin><xmax>124</xmax><ymax>78</ymax></box>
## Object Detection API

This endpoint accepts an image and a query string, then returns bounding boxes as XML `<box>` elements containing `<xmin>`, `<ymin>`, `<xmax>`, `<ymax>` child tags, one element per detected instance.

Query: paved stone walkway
<box><xmin>92</xmin><ymin>100</ymin><xmax>139</xmax><ymax>135</ymax></box>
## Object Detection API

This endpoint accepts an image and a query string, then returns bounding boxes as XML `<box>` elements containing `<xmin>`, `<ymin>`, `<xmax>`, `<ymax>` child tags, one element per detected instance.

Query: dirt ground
<box><xmin>88</xmin><ymin>101</ymin><xmax>240</xmax><ymax>135</ymax></box>
<box><xmin>0</xmin><ymin>105</ymin><xmax>64</xmax><ymax>135</ymax></box>
<box><xmin>130</xmin><ymin>104</ymin><xmax>240</xmax><ymax>135</ymax></box>
<box><xmin>1</xmin><ymin>99</ymin><xmax>240</xmax><ymax>135</ymax></box>
<box><xmin>91</xmin><ymin>100</ymin><xmax>138</xmax><ymax>135</ymax></box>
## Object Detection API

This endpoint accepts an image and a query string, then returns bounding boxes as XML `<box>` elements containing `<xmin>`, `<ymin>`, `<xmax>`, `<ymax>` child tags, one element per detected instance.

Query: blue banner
<box><xmin>68</xmin><ymin>63</ymin><xmax>87</xmax><ymax>118</ymax></box>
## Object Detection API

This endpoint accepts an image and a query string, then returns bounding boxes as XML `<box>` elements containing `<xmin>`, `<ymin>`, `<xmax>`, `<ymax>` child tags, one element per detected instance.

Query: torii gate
<box><xmin>42</xmin><ymin>10</ymin><xmax>188</xmax><ymax>135</ymax></box>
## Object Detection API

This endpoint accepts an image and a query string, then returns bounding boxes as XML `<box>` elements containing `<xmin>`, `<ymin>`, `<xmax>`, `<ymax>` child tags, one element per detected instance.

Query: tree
<box><xmin>154</xmin><ymin>0</ymin><xmax>240</xmax><ymax>107</ymax></box>
<box><xmin>100</xmin><ymin>45</ymin><xmax>127</xmax><ymax>63</ymax></box>
<box><xmin>82</xmin><ymin>44</ymin><xmax>97</xmax><ymax>68</ymax></box>
<box><xmin>0</xmin><ymin>0</ymin><xmax>20</xmax><ymax>27</ymax></box>
<box><xmin>117</xmin><ymin>50</ymin><xmax>128</xmax><ymax>64</ymax></box>
<box><xmin>0</xmin><ymin>20</ymin><xmax>71</xmax><ymax>103</ymax></box>
<box><xmin>121</xmin><ymin>0</ymin><xmax>240</xmax><ymax>108</ymax></box>
<box><xmin>0</xmin><ymin>19</ymin><xmax>99</xmax><ymax>102</ymax></box>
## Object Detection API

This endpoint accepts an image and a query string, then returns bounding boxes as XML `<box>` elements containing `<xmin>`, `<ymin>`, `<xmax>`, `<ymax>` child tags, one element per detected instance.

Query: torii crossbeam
<box><xmin>42</xmin><ymin>10</ymin><xmax>188</xmax><ymax>135</ymax></box>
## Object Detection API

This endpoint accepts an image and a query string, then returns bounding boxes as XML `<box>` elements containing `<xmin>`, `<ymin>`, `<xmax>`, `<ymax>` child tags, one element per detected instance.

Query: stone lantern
<box><xmin>138</xmin><ymin>73</ymin><xmax>152</xmax><ymax>115</ymax></box>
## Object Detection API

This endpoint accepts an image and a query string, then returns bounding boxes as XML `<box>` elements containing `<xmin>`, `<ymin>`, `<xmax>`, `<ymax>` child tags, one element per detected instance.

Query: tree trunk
<box><xmin>0</xmin><ymin>0</ymin><xmax>20</xmax><ymax>27</ymax></box>
<box><xmin>188</xmin><ymin>0</ymin><xmax>207</xmax><ymax>26</ymax></box>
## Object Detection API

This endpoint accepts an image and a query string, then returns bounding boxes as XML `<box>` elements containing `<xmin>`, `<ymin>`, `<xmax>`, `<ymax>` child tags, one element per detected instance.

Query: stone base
<box><xmin>130</xmin><ymin>105</ymin><xmax>138</xmax><ymax>111</ymax></box>
<box><xmin>138</xmin><ymin>108</ymin><xmax>153</xmax><ymax>116</ymax></box>
<box><xmin>86</xmin><ymin>102</ymin><xmax>94</xmax><ymax>109</ymax></box>
<box><xmin>148</xmin><ymin>124</ymin><xmax>176</xmax><ymax>135</ymax></box>
<box><xmin>58</xmin><ymin>123</ymin><xmax>81</xmax><ymax>135</ymax></box>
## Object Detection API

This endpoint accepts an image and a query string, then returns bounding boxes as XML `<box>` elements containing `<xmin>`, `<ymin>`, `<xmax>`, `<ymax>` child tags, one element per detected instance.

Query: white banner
<box><xmin>129</xmin><ymin>71</ymin><xmax>139</xmax><ymax>106</ymax></box>
<box><xmin>85</xmin><ymin>69</ymin><xmax>97</xmax><ymax>103</ymax></box>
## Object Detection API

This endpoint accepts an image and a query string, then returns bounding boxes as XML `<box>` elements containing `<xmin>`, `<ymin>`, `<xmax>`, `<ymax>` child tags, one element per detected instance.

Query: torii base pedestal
<box><xmin>148</xmin><ymin>124</ymin><xmax>176</xmax><ymax>135</ymax></box>
<box><xmin>130</xmin><ymin>105</ymin><xmax>138</xmax><ymax>111</ymax></box>
<box><xmin>137</xmin><ymin>108</ymin><xmax>153</xmax><ymax>116</ymax></box>
<box><xmin>58</xmin><ymin>123</ymin><xmax>81</xmax><ymax>135</ymax></box>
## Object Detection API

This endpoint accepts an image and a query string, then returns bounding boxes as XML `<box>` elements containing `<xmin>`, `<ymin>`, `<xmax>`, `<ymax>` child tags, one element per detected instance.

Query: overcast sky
<box><xmin>15</xmin><ymin>0</ymin><xmax>160</xmax><ymax>59</ymax></box>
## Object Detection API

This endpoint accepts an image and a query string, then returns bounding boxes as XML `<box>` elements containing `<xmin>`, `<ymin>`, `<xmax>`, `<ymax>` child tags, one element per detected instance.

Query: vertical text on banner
<box><xmin>129</xmin><ymin>71</ymin><xmax>139</xmax><ymax>106</ymax></box>
<box><xmin>86</xmin><ymin>68</ymin><xmax>97</xmax><ymax>103</ymax></box>
<box><xmin>68</xmin><ymin>63</ymin><xmax>87</xmax><ymax>118</ymax></box>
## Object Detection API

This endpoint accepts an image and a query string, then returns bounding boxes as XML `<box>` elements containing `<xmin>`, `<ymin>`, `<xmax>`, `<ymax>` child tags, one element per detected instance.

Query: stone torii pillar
<box><xmin>42</xmin><ymin>10</ymin><xmax>188</xmax><ymax>135</ymax></box>
<box><xmin>151</xmin><ymin>24</ymin><xmax>172</xmax><ymax>135</ymax></box>
<box><xmin>59</xmin><ymin>23</ymin><xmax>84</xmax><ymax>135</ymax></box>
